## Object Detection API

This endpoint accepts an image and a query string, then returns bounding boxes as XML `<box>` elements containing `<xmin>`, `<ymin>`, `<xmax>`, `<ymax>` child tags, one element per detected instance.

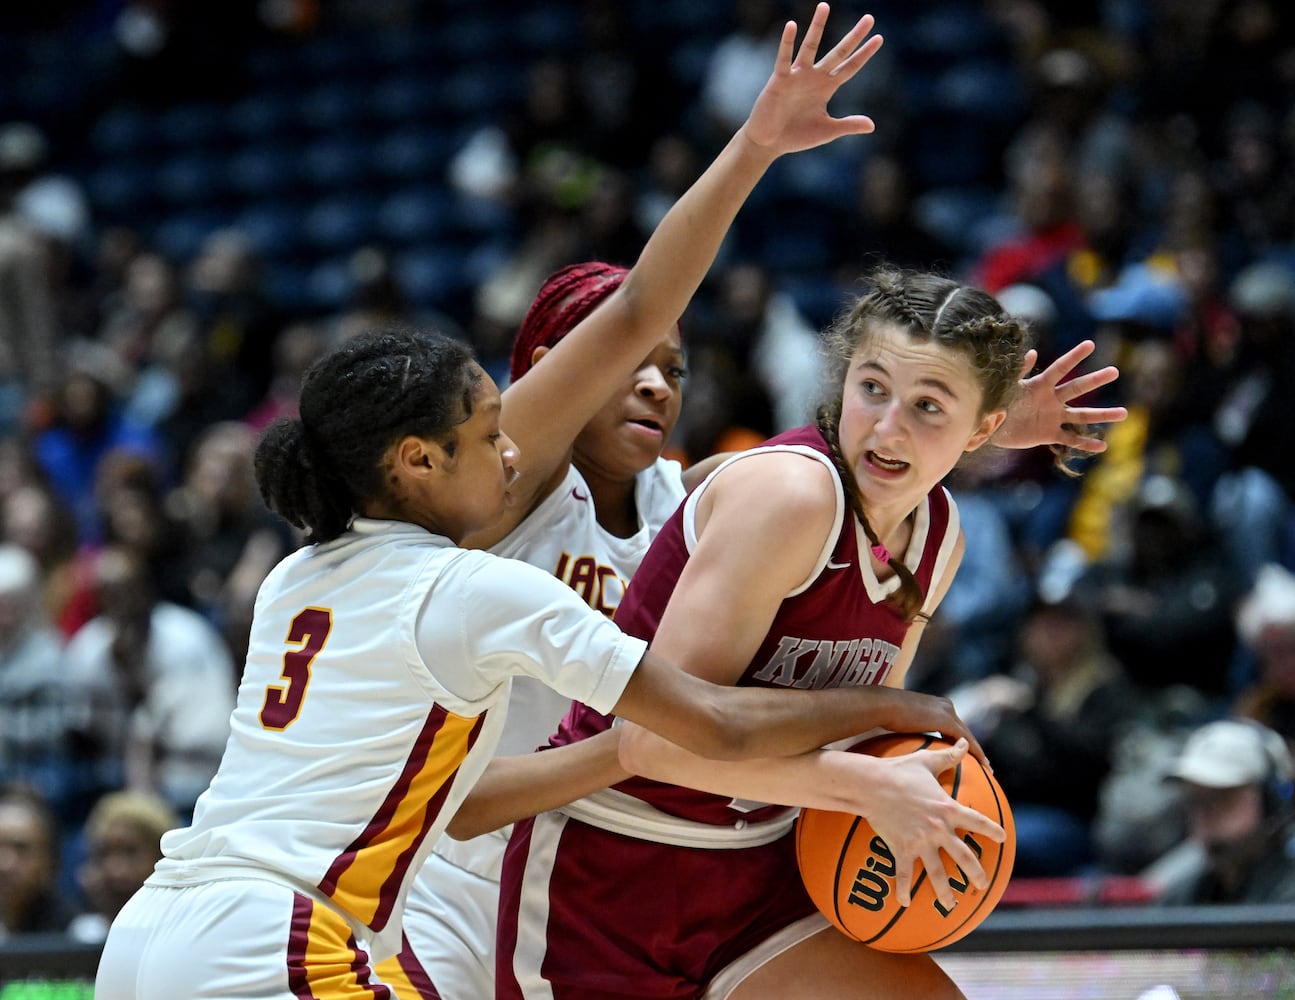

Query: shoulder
<box><xmin>440</xmin><ymin>547</ymin><xmax>582</xmax><ymax>608</ymax></box>
<box><xmin>706</xmin><ymin>447</ymin><xmax>838</xmax><ymax>519</ymax></box>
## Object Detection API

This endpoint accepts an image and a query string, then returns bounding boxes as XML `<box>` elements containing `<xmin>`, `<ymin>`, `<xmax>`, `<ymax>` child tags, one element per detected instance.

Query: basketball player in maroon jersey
<box><xmin>496</xmin><ymin>268</ymin><xmax>1099</xmax><ymax>999</ymax></box>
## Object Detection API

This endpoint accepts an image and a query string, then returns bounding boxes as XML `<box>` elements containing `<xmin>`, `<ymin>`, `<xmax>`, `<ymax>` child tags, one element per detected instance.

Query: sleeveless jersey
<box><xmin>553</xmin><ymin>423</ymin><xmax>960</xmax><ymax>830</ymax></box>
<box><xmin>149</xmin><ymin>517</ymin><xmax>644</xmax><ymax>962</ymax></box>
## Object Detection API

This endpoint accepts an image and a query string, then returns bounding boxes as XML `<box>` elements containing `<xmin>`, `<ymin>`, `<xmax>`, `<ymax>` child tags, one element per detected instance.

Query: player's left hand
<box><xmin>994</xmin><ymin>339</ymin><xmax>1128</xmax><ymax>452</ymax></box>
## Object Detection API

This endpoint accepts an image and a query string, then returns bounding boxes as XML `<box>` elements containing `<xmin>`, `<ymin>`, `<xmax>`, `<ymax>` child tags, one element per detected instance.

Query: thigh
<box><xmin>97</xmin><ymin>880</ymin><xmax>400</xmax><ymax>1000</ymax></box>
<box><xmin>724</xmin><ymin>925</ymin><xmax>965</xmax><ymax>1000</ymax></box>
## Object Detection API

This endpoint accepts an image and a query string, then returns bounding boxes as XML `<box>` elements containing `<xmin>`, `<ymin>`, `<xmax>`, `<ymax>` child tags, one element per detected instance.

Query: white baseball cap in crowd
<box><xmin>1166</xmin><ymin>720</ymin><xmax>1292</xmax><ymax>789</ymax></box>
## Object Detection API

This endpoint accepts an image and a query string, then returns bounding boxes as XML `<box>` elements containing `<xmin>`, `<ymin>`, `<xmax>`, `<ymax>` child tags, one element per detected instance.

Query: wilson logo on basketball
<box><xmin>847</xmin><ymin>836</ymin><xmax>896</xmax><ymax>911</ymax></box>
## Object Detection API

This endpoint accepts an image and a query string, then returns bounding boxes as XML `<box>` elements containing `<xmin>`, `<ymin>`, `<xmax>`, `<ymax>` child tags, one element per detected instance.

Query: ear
<box><xmin>964</xmin><ymin>409</ymin><xmax>1007</xmax><ymax>453</ymax></box>
<box><xmin>392</xmin><ymin>434</ymin><xmax>444</xmax><ymax>477</ymax></box>
<box><xmin>530</xmin><ymin>344</ymin><xmax>551</xmax><ymax>370</ymax></box>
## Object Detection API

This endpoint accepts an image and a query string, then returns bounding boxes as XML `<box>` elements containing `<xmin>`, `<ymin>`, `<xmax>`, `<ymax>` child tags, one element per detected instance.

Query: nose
<box><xmin>873</xmin><ymin>399</ymin><xmax>907</xmax><ymax>444</ymax></box>
<box><xmin>635</xmin><ymin>365</ymin><xmax>673</xmax><ymax>400</ymax></box>
<box><xmin>499</xmin><ymin>432</ymin><xmax>520</xmax><ymax>472</ymax></box>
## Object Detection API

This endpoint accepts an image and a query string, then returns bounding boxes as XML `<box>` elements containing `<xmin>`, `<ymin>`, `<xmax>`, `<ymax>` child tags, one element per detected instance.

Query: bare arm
<box><xmin>471</xmin><ymin>5</ymin><xmax>885</xmax><ymax>548</ymax></box>
<box><xmin>447</xmin><ymin>729</ymin><xmax>626</xmax><ymax>840</ymax></box>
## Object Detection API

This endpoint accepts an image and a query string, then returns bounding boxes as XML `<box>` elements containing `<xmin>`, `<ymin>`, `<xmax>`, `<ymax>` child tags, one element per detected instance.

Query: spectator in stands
<box><xmin>973</xmin><ymin>136</ymin><xmax>1084</xmax><ymax>294</ymax></box>
<box><xmin>165</xmin><ymin>421</ymin><xmax>292</xmax><ymax>662</ymax></box>
<box><xmin>1075</xmin><ymin>473</ymin><xmax>1243</xmax><ymax>702</ymax></box>
<box><xmin>0</xmin><ymin>783</ymin><xmax>77</xmax><ymax>936</ymax></box>
<box><xmin>1233</xmin><ymin>564</ymin><xmax>1295</xmax><ymax>748</ymax></box>
<box><xmin>1</xmin><ymin>481</ymin><xmax>91</xmax><ymax>638</ymax></box>
<box><xmin>698</xmin><ymin>0</ymin><xmax>785</xmax><ymax>144</ymax></box>
<box><xmin>708</xmin><ymin>260</ymin><xmax>823</xmax><ymax>434</ymax></box>
<box><xmin>0</xmin><ymin>122</ymin><xmax>61</xmax><ymax>434</ymax></box>
<box><xmin>90</xmin><ymin>447</ymin><xmax>190</xmax><ymax>609</ymax></box>
<box><xmin>326</xmin><ymin>246</ymin><xmax>413</xmax><ymax>347</ymax></box>
<box><xmin>243</xmin><ymin>320</ymin><xmax>324</xmax><ymax>431</ymax></box>
<box><xmin>67</xmin><ymin>790</ymin><xmax>176</xmax><ymax>944</ymax></box>
<box><xmin>96</xmin><ymin>250</ymin><xmax>195</xmax><ymax>374</ymax></box>
<box><xmin>184</xmin><ymin>229</ymin><xmax>282</xmax><ymax>411</ymax></box>
<box><xmin>947</xmin><ymin>586</ymin><xmax>1144</xmax><ymax>876</ymax></box>
<box><xmin>1067</xmin><ymin>335</ymin><xmax>1224</xmax><ymax>562</ymax></box>
<box><xmin>61</xmin><ymin>545</ymin><xmax>235</xmax><ymax>820</ymax></box>
<box><xmin>32</xmin><ymin>355</ymin><xmax>161</xmax><ymax>543</ymax></box>
<box><xmin>831</xmin><ymin>151</ymin><xmax>957</xmax><ymax>278</ymax></box>
<box><xmin>0</xmin><ymin>546</ymin><xmax>73</xmax><ymax>816</ymax></box>
<box><xmin>1148</xmin><ymin>718</ymin><xmax>1295</xmax><ymax>905</ymax></box>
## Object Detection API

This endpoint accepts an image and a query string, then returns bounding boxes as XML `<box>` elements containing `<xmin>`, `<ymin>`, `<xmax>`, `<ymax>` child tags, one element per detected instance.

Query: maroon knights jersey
<box><xmin>551</xmin><ymin>423</ymin><xmax>960</xmax><ymax>826</ymax></box>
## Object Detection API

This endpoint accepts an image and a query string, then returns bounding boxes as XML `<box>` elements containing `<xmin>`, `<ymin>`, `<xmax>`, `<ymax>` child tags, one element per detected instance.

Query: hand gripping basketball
<box><xmin>796</xmin><ymin>733</ymin><xmax>1016</xmax><ymax>952</ymax></box>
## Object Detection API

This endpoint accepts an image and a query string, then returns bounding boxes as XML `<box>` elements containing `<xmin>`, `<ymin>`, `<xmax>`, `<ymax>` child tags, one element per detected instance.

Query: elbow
<box><xmin>689</xmin><ymin>695</ymin><xmax>755</xmax><ymax>762</ymax></box>
<box><xmin>444</xmin><ymin>812</ymin><xmax>482</xmax><ymax>842</ymax></box>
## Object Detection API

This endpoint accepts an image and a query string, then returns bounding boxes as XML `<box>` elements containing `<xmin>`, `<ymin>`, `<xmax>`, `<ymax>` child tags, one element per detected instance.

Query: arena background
<box><xmin>1</xmin><ymin>0</ymin><xmax>1294</xmax><ymax>996</ymax></box>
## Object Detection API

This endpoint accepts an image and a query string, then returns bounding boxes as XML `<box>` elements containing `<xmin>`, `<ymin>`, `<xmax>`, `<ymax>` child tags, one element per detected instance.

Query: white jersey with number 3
<box><xmin>149</xmin><ymin>517</ymin><xmax>644</xmax><ymax>962</ymax></box>
<box><xmin>392</xmin><ymin>459</ymin><xmax>685</xmax><ymax>998</ymax></box>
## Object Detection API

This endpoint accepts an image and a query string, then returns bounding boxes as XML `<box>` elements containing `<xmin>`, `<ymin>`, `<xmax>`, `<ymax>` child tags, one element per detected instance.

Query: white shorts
<box><xmin>376</xmin><ymin>842</ymin><xmax>500</xmax><ymax>1000</ymax></box>
<box><xmin>96</xmin><ymin>878</ymin><xmax>397</xmax><ymax>999</ymax></box>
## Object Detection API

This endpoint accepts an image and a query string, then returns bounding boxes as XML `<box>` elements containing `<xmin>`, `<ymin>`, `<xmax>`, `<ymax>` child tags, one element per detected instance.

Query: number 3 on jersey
<box><xmin>261</xmin><ymin>607</ymin><xmax>332</xmax><ymax>730</ymax></box>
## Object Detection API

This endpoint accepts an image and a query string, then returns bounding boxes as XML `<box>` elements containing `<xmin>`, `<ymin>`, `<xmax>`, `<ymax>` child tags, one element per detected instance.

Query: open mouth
<box><xmin>868</xmin><ymin>450</ymin><xmax>909</xmax><ymax>472</ymax></box>
<box><xmin>628</xmin><ymin>418</ymin><xmax>664</xmax><ymax>433</ymax></box>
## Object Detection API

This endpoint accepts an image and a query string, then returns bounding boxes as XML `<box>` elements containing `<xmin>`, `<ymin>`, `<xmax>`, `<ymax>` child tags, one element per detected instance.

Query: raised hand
<box><xmin>742</xmin><ymin>3</ymin><xmax>884</xmax><ymax>156</ymax></box>
<box><xmin>995</xmin><ymin>339</ymin><xmax>1129</xmax><ymax>452</ymax></box>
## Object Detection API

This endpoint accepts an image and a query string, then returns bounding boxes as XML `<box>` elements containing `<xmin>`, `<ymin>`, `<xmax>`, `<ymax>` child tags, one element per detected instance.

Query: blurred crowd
<box><xmin>0</xmin><ymin>0</ymin><xmax>1294</xmax><ymax>940</ymax></box>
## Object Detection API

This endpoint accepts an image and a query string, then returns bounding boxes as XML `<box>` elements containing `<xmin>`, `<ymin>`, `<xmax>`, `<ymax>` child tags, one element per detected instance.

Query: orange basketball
<box><xmin>795</xmin><ymin>732</ymin><xmax>1016</xmax><ymax>953</ymax></box>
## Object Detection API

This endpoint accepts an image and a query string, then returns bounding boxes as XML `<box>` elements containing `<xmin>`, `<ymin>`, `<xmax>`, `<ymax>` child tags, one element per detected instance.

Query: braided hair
<box><xmin>818</xmin><ymin>267</ymin><xmax>1034</xmax><ymax>621</ymax></box>
<box><xmin>509</xmin><ymin>262</ymin><xmax>630</xmax><ymax>384</ymax></box>
<box><xmin>254</xmin><ymin>329</ymin><xmax>481</xmax><ymax>544</ymax></box>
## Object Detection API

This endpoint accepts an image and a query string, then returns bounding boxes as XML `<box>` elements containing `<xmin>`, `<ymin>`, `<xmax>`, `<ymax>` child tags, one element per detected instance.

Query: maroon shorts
<box><xmin>496</xmin><ymin>811</ymin><xmax>817</xmax><ymax>999</ymax></box>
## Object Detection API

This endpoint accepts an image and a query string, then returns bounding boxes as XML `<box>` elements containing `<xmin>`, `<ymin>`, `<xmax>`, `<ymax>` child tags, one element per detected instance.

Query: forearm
<box><xmin>615</xmin><ymin>650</ymin><xmax>975</xmax><ymax>763</ymax></box>
<box><xmin>446</xmin><ymin>728</ymin><xmax>627</xmax><ymax>840</ymax></box>
<box><xmin>618</xmin><ymin>725</ymin><xmax>888</xmax><ymax>814</ymax></box>
<box><xmin>714</xmin><ymin>680</ymin><xmax>971</xmax><ymax>759</ymax></box>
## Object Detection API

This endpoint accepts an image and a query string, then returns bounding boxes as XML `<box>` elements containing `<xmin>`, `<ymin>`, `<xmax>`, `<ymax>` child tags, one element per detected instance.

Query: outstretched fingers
<box><xmin>1057</xmin><ymin>364</ymin><xmax>1121</xmax><ymax>402</ymax></box>
<box><xmin>917</xmin><ymin>743</ymin><xmax>1005</xmax><ymax>910</ymax></box>
<box><xmin>792</xmin><ymin>2</ymin><xmax>831</xmax><ymax>67</ymax></box>
<box><xmin>823</xmin><ymin>16</ymin><xmax>882</xmax><ymax>81</ymax></box>
<box><xmin>772</xmin><ymin>18</ymin><xmax>799</xmax><ymax>78</ymax></box>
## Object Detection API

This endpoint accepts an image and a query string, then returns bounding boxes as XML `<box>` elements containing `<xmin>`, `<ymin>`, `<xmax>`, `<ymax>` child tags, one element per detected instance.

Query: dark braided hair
<box><xmin>817</xmin><ymin>267</ymin><xmax>1034</xmax><ymax>621</ymax></box>
<box><xmin>254</xmin><ymin>329</ymin><xmax>481</xmax><ymax>544</ymax></box>
<box><xmin>509</xmin><ymin>262</ymin><xmax>630</xmax><ymax>384</ymax></box>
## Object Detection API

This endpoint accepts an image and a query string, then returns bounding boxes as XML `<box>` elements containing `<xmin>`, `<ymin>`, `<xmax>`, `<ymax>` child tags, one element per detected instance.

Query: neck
<box><xmin>573</xmin><ymin>459</ymin><xmax>640</xmax><ymax>539</ymax></box>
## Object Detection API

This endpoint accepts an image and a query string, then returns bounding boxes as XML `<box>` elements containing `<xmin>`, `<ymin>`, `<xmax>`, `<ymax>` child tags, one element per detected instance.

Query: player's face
<box><xmin>837</xmin><ymin>323</ymin><xmax>1004</xmax><ymax>521</ymax></box>
<box><xmin>429</xmin><ymin>370</ymin><xmax>520</xmax><ymax>541</ymax></box>
<box><xmin>573</xmin><ymin>329</ymin><xmax>684</xmax><ymax>481</ymax></box>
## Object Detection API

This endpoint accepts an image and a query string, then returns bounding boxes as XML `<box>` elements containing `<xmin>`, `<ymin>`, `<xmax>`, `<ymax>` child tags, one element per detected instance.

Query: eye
<box><xmin>917</xmin><ymin>399</ymin><xmax>944</xmax><ymax>415</ymax></box>
<box><xmin>861</xmin><ymin>379</ymin><xmax>884</xmax><ymax>396</ymax></box>
<box><xmin>667</xmin><ymin>365</ymin><xmax>688</xmax><ymax>381</ymax></box>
